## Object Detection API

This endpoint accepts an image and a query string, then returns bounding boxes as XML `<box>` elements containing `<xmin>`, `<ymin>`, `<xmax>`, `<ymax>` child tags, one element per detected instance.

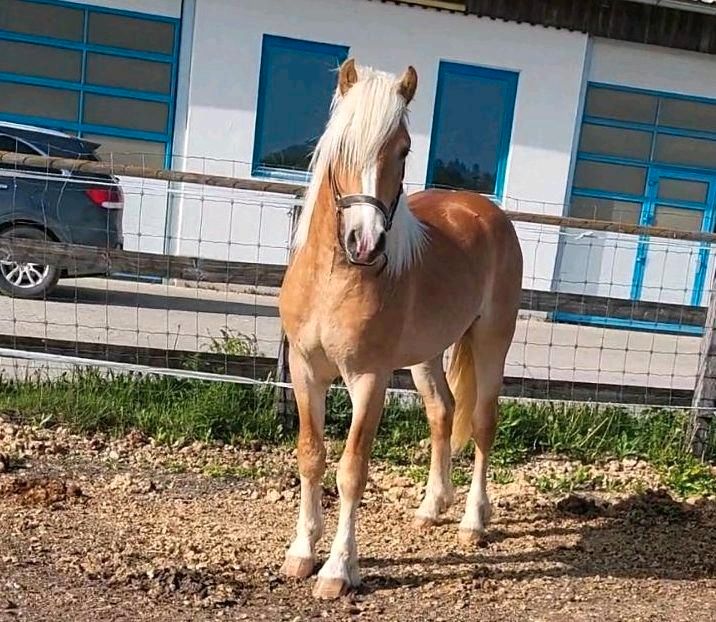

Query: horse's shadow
<box><xmin>356</xmin><ymin>490</ymin><xmax>716</xmax><ymax>594</ymax></box>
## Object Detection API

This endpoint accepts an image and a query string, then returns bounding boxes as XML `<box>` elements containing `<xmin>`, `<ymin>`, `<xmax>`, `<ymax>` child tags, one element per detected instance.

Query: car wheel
<box><xmin>0</xmin><ymin>226</ymin><xmax>60</xmax><ymax>299</ymax></box>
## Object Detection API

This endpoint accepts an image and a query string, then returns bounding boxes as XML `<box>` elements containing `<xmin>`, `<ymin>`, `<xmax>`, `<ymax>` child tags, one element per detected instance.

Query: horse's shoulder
<box><xmin>408</xmin><ymin>188</ymin><xmax>504</xmax><ymax>224</ymax></box>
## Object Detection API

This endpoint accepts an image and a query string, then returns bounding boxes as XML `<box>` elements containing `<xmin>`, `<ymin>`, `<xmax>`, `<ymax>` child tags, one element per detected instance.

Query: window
<box><xmin>0</xmin><ymin>0</ymin><xmax>83</xmax><ymax>41</ymax></box>
<box><xmin>573</xmin><ymin>160</ymin><xmax>646</xmax><ymax>196</ymax></box>
<box><xmin>0</xmin><ymin>135</ymin><xmax>38</xmax><ymax>156</ymax></box>
<box><xmin>426</xmin><ymin>61</ymin><xmax>518</xmax><ymax>196</ymax></box>
<box><xmin>569</xmin><ymin>196</ymin><xmax>641</xmax><ymax>225</ymax></box>
<box><xmin>0</xmin><ymin>0</ymin><xmax>179</xmax><ymax>167</ymax></box>
<box><xmin>252</xmin><ymin>35</ymin><xmax>348</xmax><ymax>179</ymax></box>
<box><xmin>570</xmin><ymin>84</ymin><xmax>716</xmax><ymax>222</ymax></box>
<box><xmin>0</xmin><ymin>134</ymin><xmax>66</xmax><ymax>176</ymax></box>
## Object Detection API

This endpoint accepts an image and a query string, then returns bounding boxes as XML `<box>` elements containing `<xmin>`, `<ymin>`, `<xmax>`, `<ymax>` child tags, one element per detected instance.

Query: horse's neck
<box><xmin>301</xmin><ymin>178</ymin><xmax>339</xmax><ymax>269</ymax></box>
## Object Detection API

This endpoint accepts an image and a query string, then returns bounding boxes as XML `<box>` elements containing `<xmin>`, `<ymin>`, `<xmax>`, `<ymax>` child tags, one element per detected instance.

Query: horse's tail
<box><xmin>447</xmin><ymin>329</ymin><xmax>477</xmax><ymax>454</ymax></box>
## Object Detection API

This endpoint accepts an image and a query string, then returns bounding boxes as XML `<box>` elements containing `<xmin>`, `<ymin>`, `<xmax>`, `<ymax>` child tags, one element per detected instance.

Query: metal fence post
<box><xmin>274</xmin><ymin>196</ymin><xmax>303</xmax><ymax>427</ymax></box>
<box><xmin>691</xmin><ymin>276</ymin><xmax>716</xmax><ymax>459</ymax></box>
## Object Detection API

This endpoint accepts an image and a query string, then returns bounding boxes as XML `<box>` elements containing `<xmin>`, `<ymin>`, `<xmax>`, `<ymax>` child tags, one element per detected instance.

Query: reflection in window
<box><xmin>426</xmin><ymin>62</ymin><xmax>518</xmax><ymax>195</ymax></box>
<box><xmin>253</xmin><ymin>35</ymin><xmax>348</xmax><ymax>177</ymax></box>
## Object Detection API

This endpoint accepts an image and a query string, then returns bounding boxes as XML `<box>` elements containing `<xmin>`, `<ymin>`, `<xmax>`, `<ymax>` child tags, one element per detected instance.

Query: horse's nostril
<box><xmin>346</xmin><ymin>229</ymin><xmax>357</xmax><ymax>251</ymax></box>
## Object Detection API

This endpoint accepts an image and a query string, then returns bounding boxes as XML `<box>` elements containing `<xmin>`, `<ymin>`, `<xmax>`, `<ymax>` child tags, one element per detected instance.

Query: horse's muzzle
<box><xmin>345</xmin><ymin>229</ymin><xmax>387</xmax><ymax>266</ymax></box>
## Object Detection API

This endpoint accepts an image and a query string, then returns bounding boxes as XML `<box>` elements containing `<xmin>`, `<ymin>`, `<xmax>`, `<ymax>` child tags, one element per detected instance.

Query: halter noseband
<box><xmin>328</xmin><ymin>162</ymin><xmax>403</xmax><ymax>233</ymax></box>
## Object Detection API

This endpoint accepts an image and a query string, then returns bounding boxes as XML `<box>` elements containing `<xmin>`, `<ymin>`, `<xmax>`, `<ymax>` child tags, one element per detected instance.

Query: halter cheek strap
<box><xmin>335</xmin><ymin>190</ymin><xmax>401</xmax><ymax>231</ymax></box>
<box><xmin>328</xmin><ymin>162</ymin><xmax>404</xmax><ymax>268</ymax></box>
<box><xmin>328</xmin><ymin>162</ymin><xmax>404</xmax><ymax>233</ymax></box>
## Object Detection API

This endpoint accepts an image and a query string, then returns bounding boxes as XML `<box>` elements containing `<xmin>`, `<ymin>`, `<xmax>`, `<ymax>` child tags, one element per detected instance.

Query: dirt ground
<box><xmin>1</xmin><ymin>418</ymin><xmax>715</xmax><ymax>622</ymax></box>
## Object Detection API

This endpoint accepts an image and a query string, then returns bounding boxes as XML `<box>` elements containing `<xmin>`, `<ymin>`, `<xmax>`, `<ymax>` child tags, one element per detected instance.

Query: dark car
<box><xmin>0</xmin><ymin>122</ymin><xmax>124</xmax><ymax>299</ymax></box>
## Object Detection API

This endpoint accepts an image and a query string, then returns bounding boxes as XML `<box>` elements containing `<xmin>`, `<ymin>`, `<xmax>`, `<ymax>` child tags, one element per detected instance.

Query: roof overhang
<box><xmin>367</xmin><ymin>0</ymin><xmax>716</xmax><ymax>54</ymax></box>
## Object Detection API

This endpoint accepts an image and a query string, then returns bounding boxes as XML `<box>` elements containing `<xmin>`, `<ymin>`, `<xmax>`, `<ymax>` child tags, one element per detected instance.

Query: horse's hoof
<box><xmin>458</xmin><ymin>528</ymin><xmax>486</xmax><ymax>547</ymax></box>
<box><xmin>280</xmin><ymin>555</ymin><xmax>315</xmax><ymax>579</ymax></box>
<box><xmin>413</xmin><ymin>515</ymin><xmax>438</xmax><ymax>530</ymax></box>
<box><xmin>312</xmin><ymin>577</ymin><xmax>351</xmax><ymax>600</ymax></box>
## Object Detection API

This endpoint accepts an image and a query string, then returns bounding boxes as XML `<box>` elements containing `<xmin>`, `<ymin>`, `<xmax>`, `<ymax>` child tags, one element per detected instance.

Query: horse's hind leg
<box><xmin>281</xmin><ymin>348</ymin><xmax>333</xmax><ymax>579</ymax></box>
<box><xmin>411</xmin><ymin>356</ymin><xmax>455</xmax><ymax>528</ymax></box>
<box><xmin>458</xmin><ymin>325</ymin><xmax>513</xmax><ymax>546</ymax></box>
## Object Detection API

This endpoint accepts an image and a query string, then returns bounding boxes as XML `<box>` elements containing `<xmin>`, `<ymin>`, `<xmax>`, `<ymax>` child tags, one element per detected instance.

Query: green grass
<box><xmin>529</xmin><ymin>464</ymin><xmax>622</xmax><ymax>495</ymax></box>
<box><xmin>208</xmin><ymin>329</ymin><xmax>260</xmax><ymax>357</ymax></box>
<box><xmin>0</xmin><ymin>369</ymin><xmax>285</xmax><ymax>446</ymax></box>
<box><xmin>0</xmin><ymin>369</ymin><xmax>714</xmax><ymax>497</ymax></box>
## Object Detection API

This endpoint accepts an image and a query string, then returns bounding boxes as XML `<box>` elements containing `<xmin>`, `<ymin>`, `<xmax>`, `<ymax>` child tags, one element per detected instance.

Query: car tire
<box><xmin>0</xmin><ymin>225</ymin><xmax>60</xmax><ymax>299</ymax></box>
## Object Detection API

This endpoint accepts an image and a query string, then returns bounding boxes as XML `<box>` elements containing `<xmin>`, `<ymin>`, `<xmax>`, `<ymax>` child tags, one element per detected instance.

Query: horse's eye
<box><xmin>400</xmin><ymin>147</ymin><xmax>411</xmax><ymax>159</ymax></box>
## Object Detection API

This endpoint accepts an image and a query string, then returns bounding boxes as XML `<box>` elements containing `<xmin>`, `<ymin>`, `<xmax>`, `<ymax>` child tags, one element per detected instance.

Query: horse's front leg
<box><xmin>281</xmin><ymin>348</ymin><xmax>333</xmax><ymax>579</ymax></box>
<box><xmin>313</xmin><ymin>372</ymin><xmax>389</xmax><ymax>600</ymax></box>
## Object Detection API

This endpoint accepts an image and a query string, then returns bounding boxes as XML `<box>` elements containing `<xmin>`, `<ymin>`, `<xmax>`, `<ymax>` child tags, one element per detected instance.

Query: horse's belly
<box><xmin>389</xmin><ymin>316</ymin><xmax>472</xmax><ymax>368</ymax></box>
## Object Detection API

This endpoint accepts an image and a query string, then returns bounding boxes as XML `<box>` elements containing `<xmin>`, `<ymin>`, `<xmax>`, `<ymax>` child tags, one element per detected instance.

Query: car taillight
<box><xmin>85</xmin><ymin>187</ymin><xmax>124</xmax><ymax>209</ymax></box>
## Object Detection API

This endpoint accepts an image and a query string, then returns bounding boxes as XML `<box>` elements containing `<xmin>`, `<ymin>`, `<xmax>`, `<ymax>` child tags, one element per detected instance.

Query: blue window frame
<box><xmin>0</xmin><ymin>0</ymin><xmax>180</xmax><ymax>168</ymax></box>
<box><xmin>571</xmin><ymin>83</ymin><xmax>716</xmax><ymax>214</ymax></box>
<box><xmin>562</xmin><ymin>82</ymin><xmax>716</xmax><ymax>334</ymax></box>
<box><xmin>426</xmin><ymin>61</ymin><xmax>518</xmax><ymax>197</ymax></box>
<box><xmin>252</xmin><ymin>34</ymin><xmax>348</xmax><ymax>181</ymax></box>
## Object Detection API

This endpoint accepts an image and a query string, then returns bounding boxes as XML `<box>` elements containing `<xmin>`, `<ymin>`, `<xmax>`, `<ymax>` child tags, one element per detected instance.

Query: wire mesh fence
<box><xmin>0</xmin><ymin>148</ymin><xmax>714</xmax><ymax>457</ymax></box>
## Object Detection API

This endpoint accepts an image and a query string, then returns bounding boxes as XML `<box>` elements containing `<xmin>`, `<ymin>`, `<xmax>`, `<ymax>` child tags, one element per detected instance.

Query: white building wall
<box><xmin>174</xmin><ymin>0</ymin><xmax>589</xmax><ymax>282</ymax></box>
<box><xmin>589</xmin><ymin>38</ymin><xmax>716</xmax><ymax>99</ymax></box>
<box><xmin>553</xmin><ymin>38</ymin><xmax>716</xmax><ymax>302</ymax></box>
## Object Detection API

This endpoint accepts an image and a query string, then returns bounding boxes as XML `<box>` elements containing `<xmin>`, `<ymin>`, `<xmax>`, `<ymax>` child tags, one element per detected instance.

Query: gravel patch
<box><xmin>1</xmin><ymin>418</ymin><xmax>715</xmax><ymax>621</ymax></box>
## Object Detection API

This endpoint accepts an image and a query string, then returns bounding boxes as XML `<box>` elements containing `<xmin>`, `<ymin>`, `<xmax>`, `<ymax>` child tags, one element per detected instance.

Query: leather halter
<box><xmin>328</xmin><ymin>162</ymin><xmax>403</xmax><ymax>233</ymax></box>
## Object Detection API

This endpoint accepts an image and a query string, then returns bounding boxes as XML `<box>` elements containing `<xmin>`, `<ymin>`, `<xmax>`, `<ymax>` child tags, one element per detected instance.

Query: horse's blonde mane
<box><xmin>293</xmin><ymin>63</ymin><xmax>426</xmax><ymax>277</ymax></box>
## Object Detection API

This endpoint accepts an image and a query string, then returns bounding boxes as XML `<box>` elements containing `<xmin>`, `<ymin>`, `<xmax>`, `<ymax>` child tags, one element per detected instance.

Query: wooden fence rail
<box><xmin>0</xmin><ymin>150</ymin><xmax>305</xmax><ymax>195</ymax></box>
<box><xmin>0</xmin><ymin>236</ymin><xmax>707</xmax><ymax>327</ymax></box>
<box><xmin>3</xmin><ymin>149</ymin><xmax>716</xmax><ymax>243</ymax></box>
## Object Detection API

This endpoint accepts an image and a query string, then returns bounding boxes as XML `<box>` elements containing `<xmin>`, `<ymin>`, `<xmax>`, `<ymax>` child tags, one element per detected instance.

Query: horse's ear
<box><xmin>398</xmin><ymin>65</ymin><xmax>418</xmax><ymax>104</ymax></box>
<box><xmin>338</xmin><ymin>58</ymin><xmax>358</xmax><ymax>96</ymax></box>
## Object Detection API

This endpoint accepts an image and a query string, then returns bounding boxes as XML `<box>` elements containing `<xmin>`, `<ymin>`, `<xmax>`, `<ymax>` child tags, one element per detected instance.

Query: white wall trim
<box><xmin>164</xmin><ymin>0</ymin><xmax>197</xmax><ymax>256</ymax></box>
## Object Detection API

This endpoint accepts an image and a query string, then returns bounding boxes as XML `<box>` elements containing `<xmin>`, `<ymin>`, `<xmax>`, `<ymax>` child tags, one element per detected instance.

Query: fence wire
<box><xmin>0</xmin><ymin>148</ymin><xmax>714</xmax><ymax>455</ymax></box>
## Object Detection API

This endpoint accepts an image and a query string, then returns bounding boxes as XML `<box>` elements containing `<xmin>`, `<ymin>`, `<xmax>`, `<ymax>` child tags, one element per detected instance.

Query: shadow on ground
<box><xmin>358</xmin><ymin>490</ymin><xmax>716</xmax><ymax>593</ymax></box>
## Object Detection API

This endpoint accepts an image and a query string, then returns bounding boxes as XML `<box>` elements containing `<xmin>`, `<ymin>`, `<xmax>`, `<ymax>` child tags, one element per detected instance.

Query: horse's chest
<box><xmin>282</xmin><ymin>292</ymin><xmax>390</xmax><ymax>363</ymax></box>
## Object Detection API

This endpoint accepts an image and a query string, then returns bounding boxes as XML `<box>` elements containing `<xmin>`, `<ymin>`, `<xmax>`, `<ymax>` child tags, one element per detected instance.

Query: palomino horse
<box><xmin>278</xmin><ymin>58</ymin><xmax>523</xmax><ymax>599</ymax></box>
